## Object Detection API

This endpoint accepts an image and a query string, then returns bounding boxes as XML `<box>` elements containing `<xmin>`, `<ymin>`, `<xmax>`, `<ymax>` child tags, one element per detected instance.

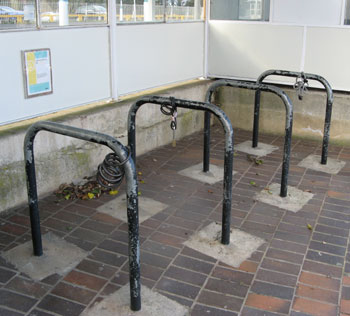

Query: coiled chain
<box><xmin>96</xmin><ymin>150</ymin><xmax>130</xmax><ymax>188</ymax></box>
<box><xmin>294</xmin><ymin>72</ymin><xmax>309</xmax><ymax>100</ymax></box>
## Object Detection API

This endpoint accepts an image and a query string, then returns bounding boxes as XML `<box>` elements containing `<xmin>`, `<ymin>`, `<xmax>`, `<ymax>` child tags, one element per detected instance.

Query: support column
<box><xmin>144</xmin><ymin>0</ymin><xmax>155</xmax><ymax>21</ymax></box>
<box><xmin>59</xmin><ymin>0</ymin><xmax>69</xmax><ymax>26</ymax></box>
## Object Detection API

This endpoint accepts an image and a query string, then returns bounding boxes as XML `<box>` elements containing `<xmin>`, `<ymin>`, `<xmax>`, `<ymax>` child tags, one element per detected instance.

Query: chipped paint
<box><xmin>301</xmin><ymin>126</ymin><xmax>324</xmax><ymax>136</ymax></box>
<box><xmin>127</xmin><ymin>96</ymin><xmax>234</xmax><ymax>245</ymax></box>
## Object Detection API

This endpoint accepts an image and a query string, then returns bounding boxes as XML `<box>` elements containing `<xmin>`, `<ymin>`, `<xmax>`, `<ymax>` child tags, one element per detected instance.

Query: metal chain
<box><xmin>294</xmin><ymin>72</ymin><xmax>309</xmax><ymax>100</ymax></box>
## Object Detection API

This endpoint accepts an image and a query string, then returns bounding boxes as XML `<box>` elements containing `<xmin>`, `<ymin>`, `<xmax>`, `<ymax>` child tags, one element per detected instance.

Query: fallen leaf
<box><xmin>138</xmin><ymin>192</ymin><xmax>141</xmax><ymax>196</ymax></box>
<box><xmin>255</xmin><ymin>159</ymin><xmax>263</xmax><ymax>165</ymax></box>
<box><xmin>64</xmin><ymin>194</ymin><xmax>70</xmax><ymax>200</ymax></box>
<box><xmin>138</xmin><ymin>172</ymin><xmax>142</xmax><ymax>175</ymax></box>
<box><xmin>109</xmin><ymin>190</ymin><xmax>119</xmax><ymax>195</ymax></box>
<box><xmin>307</xmin><ymin>224</ymin><xmax>313</xmax><ymax>230</ymax></box>
<box><xmin>88</xmin><ymin>193</ymin><xmax>95</xmax><ymax>199</ymax></box>
<box><xmin>250</xmin><ymin>181</ymin><xmax>257</xmax><ymax>187</ymax></box>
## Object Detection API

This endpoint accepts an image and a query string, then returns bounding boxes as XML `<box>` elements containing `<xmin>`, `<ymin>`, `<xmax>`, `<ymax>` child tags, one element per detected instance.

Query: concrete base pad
<box><xmin>255</xmin><ymin>183</ymin><xmax>314</xmax><ymax>212</ymax></box>
<box><xmin>298</xmin><ymin>154</ymin><xmax>346</xmax><ymax>174</ymax></box>
<box><xmin>97</xmin><ymin>196</ymin><xmax>168</xmax><ymax>224</ymax></box>
<box><xmin>2</xmin><ymin>232</ymin><xmax>87</xmax><ymax>281</ymax></box>
<box><xmin>235</xmin><ymin>140</ymin><xmax>279</xmax><ymax>157</ymax></box>
<box><xmin>178</xmin><ymin>163</ymin><xmax>236</xmax><ymax>184</ymax></box>
<box><xmin>184</xmin><ymin>222</ymin><xmax>265</xmax><ymax>268</ymax></box>
<box><xmin>82</xmin><ymin>284</ymin><xmax>189</xmax><ymax>316</ymax></box>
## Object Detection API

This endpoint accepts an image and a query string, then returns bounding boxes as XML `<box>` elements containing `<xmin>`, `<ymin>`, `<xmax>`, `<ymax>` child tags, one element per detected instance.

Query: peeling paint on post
<box><xmin>23</xmin><ymin>121</ymin><xmax>141</xmax><ymax>311</ymax></box>
<box><xmin>205</xmin><ymin>80</ymin><xmax>293</xmax><ymax>198</ymax></box>
<box><xmin>127</xmin><ymin>96</ymin><xmax>234</xmax><ymax>245</ymax></box>
<box><xmin>255</xmin><ymin>70</ymin><xmax>333</xmax><ymax>165</ymax></box>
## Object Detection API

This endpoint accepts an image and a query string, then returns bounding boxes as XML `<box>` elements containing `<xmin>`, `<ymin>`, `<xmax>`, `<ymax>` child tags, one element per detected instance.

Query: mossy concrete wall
<box><xmin>2</xmin><ymin>80</ymin><xmax>350</xmax><ymax>214</ymax></box>
<box><xmin>216</xmin><ymin>86</ymin><xmax>350</xmax><ymax>146</ymax></box>
<box><xmin>0</xmin><ymin>80</ymin><xmax>211</xmax><ymax>214</ymax></box>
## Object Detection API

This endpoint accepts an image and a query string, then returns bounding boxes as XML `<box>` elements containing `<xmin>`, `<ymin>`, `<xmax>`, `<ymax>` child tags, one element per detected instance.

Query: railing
<box><xmin>0</xmin><ymin>3</ymin><xmax>199</xmax><ymax>25</ymax></box>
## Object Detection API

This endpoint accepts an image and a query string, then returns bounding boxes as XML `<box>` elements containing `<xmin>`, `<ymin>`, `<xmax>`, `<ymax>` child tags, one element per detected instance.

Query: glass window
<box><xmin>40</xmin><ymin>0</ymin><xmax>108</xmax><ymax>27</ymax></box>
<box><xmin>166</xmin><ymin>0</ymin><xmax>204</xmax><ymax>22</ymax></box>
<box><xmin>116</xmin><ymin>0</ymin><xmax>203</xmax><ymax>24</ymax></box>
<box><xmin>0</xmin><ymin>0</ymin><xmax>36</xmax><ymax>29</ymax></box>
<box><xmin>116</xmin><ymin>0</ymin><xmax>165</xmax><ymax>23</ymax></box>
<box><xmin>210</xmin><ymin>0</ymin><xmax>269</xmax><ymax>21</ymax></box>
<box><xmin>345</xmin><ymin>0</ymin><xmax>350</xmax><ymax>25</ymax></box>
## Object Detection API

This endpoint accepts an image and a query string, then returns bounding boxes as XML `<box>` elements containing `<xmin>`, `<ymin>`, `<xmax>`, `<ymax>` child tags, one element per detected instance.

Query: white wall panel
<box><xmin>272</xmin><ymin>0</ymin><xmax>343</xmax><ymax>26</ymax></box>
<box><xmin>116</xmin><ymin>22</ymin><xmax>204</xmax><ymax>95</ymax></box>
<box><xmin>305</xmin><ymin>27</ymin><xmax>350</xmax><ymax>91</ymax></box>
<box><xmin>208</xmin><ymin>22</ymin><xmax>304</xmax><ymax>80</ymax></box>
<box><xmin>0</xmin><ymin>27</ymin><xmax>111</xmax><ymax>125</ymax></box>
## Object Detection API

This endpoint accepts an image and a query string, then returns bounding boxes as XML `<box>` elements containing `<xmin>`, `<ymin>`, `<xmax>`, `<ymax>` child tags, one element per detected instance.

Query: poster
<box><xmin>22</xmin><ymin>48</ymin><xmax>53</xmax><ymax>98</ymax></box>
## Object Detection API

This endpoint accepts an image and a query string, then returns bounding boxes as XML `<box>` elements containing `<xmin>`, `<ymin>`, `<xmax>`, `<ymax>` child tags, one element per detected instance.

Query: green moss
<box><xmin>0</xmin><ymin>163</ymin><xmax>26</xmax><ymax>209</ymax></box>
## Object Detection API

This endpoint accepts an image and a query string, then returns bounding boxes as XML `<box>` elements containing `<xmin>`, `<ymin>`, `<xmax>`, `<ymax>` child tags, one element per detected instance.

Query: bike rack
<box><xmin>24</xmin><ymin>121</ymin><xmax>141</xmax><ymax>311</ymax></box>
<box><xmin>255</xmin><ymin>70</ymin><xmax>333</xmax><ymax>165</ymax></box>
<box><xmin>204</xmin><ymin>80</ymin><xmax>293</xmax><ymax>198</ymax></box>
<box><xmin>127</xmin><ymin>95</ymin><xmax>234</xmax><ymax>245</ymax></box>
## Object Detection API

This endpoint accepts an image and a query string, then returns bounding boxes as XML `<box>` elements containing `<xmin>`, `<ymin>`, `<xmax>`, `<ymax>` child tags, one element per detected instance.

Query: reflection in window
<box><xmin>116</xmin><ymin>0</ymin><xmax>203</xmax><ymax>23</ymax></box>
<box><xmin>40</xmin><ymin>0</ymin><xmax>107</xmax><ymax>27</ymax></box>
<box><xmin>0</xmin><ymin>0</ymin><xmax>36</xmax><ymax>29</ymax></box>
<box><xmin>345</xmin><ymin>0</ymin><xmax>350</xmax><ymax>24</ymax></box>
<box><xmin>166</xmin><ymin>0</ymin><xmax>203</xmax><ymax>22</ymax></box>
<box><xmin>210</xmin><ymin>0</ymin><xmax>269</xmax><ymax>21</ymax></box>
<box><xmin>116</xmin><ymin>0</ymin><xmax>164</xmax><ymax>23</ymax></box>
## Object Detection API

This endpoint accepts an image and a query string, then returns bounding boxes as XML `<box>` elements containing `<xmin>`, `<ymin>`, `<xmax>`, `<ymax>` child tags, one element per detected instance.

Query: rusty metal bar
<box><xmin>23</xmin><ymin>121</ymin><xmax>141</xmax><ymax>311</ymax></box>
<box><xmin>127</xmin><ymin>95</ymin><xmax>234</xmax><ymax>245</ymax></box>
<box><xmin>255</xmin><ymin>70</ymin><xmax>333</xmax><ymax>165</ymax></box>
<box><xmin>205</xmin><ymin>80</ymin><xmax>293</xmax><ymax>198</ymax></box>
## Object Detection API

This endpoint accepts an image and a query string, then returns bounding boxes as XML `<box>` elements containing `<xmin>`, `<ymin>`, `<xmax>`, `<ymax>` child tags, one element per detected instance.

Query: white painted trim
<box><xmin>341</xmin><ymin>0</ymin><xmax>347</xmax><ymax>25</ymax></box>
<box><xmin>300</xmin><ymin>26</ymin><xmax>307</xmax><ymax>72</ymax></box>
<box><xmin>269</xmin><ymin>0</ymin><xmax>275</xmax><ymax>22</ymax></box>
<box><xmin>204</xmin><ymin>0</ymin><xmax>209</xmax><ymax>78</ymax></box>
<box><xmin>108</xmin><ymin>0</ymin><xmax>118</xmax><ymax>100</ymax></box>
<box><xmin>208</xmin><ymin>19</ymin><xmax>350</xmax><ymax>29</ymax></box>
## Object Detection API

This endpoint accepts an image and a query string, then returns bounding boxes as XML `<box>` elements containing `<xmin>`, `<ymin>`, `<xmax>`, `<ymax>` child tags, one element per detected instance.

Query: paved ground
<box><xmin>1</xmin><ymin>126</ymin><xmax>350</xmax><ymax>316</ymax></box>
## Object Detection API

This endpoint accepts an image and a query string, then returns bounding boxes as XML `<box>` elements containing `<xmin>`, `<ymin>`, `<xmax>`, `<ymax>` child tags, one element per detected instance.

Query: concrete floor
<box><xmin>0</xmin><ymin>126</ymin><xmax>350</xmax><ymax>316</ymax></box>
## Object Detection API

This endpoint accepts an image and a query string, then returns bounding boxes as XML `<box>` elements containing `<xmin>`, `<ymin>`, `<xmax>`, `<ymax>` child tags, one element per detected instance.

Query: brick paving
<box><xmin>1</xmin><ymin>126</ymin><xmax>350</xmax><ymax>315</ymax></box>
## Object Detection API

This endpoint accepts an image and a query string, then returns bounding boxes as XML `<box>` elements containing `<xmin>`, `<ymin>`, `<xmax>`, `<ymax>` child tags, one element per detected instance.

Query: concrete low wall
<box><xmin>215</xmin><ymin>85</ymin><xmax>350</xmax><ymax>146</ymax></box>
<box><xmin>0</xmin><ymin>80</ymin><xmax>211</xmax><ymax>214</ymax></box>
<box><xmin>1</xmin><ymin>79</ymin><xmax>350</xmax><ymax>214</ymax></box>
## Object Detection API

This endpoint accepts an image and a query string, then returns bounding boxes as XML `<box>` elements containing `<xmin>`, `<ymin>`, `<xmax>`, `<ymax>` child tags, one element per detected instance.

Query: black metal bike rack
<box><xmin>24</xmin><ymin>121</ymin><xmax>141</xmax><ymax>311</ymax></box>
<box><xmin>255</xmin><ymin>70</ymin><xmax>333</xmax><ymax>165</ymax></box>
<box><xmin>127</xmin><ymin>95</ymin><xmax>234</xmax><ymax>245</ymax></box>
<box><xmin>204</xmin><ymin>80</ymin><xmax>293</xmax><ymax>198</ymax></box>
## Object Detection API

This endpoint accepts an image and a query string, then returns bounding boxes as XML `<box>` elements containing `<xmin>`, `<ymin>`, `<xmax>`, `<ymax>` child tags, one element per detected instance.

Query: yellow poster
<box><xmin>22</xmin><ymin>49</ymin><xmax>53</xmax><ymax>98</ymax></box>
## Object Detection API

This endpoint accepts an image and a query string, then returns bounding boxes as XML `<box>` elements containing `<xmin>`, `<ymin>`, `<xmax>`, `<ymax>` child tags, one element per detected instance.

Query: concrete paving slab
<box><xmin>82</xmin><ymin>284</ymin><xmax>189</xmax><ymax>316</ymax></box>
<box><xmin>184</xmin><ymin>222</ymin><xmax>265</xmax><ymax>268</ymax></box>
<box><xmin>235</xmin><ymin>140</ymin><xmax>279</xmax><ymax>157</ymax></box>
<box><xmin>255</xmin><ymin>183</ymin><xmax>314</xmax><ymax>212</ymax></box>
<box><xmin>298</xmin><ymin>154</ymin><xmax>346</xmax><ymax>174</ymax></box>
<box><xmin>178</xmin><ymin>163</ymin><xmax>236</xmax><ymax>184</ymax></box>
<box><xmin>2</xmin><ymin>232</ymin><xmax>87</xmax><ymax>281</ymax></box>
<box><xmin>97</xmin><ymin>196</ymin><xmax>169</xmax><ymax>224</ymax></box>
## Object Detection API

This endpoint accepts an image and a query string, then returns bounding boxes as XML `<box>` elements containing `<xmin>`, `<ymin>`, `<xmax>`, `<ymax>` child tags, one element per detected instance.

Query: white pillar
<box><xmin>59</xmin><ymin>0</ymin><xmax>69</xmax><ymax>26</ymax></box>
<box><xmin>144</xmin><ymin>0</ymin><xmax>155</xmax><ymax>22</ymax></box>
<box><xmin>108</xmin><ymin>0</ymin><xmax>119</xmax><ymax>100</ymax></box>
<box><xmin>194</xmin><ymin>0</ymin><xmax>201</xmax><ymax>20</ymax></box>
<box><xmin>120</xmin><ymin>0</ymin><xmax>123</xmax><ymax>22</ymax></box>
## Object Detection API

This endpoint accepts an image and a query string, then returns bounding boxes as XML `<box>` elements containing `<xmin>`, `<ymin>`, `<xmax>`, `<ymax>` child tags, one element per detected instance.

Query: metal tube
<box><xmin>127</xmin><ymin>96</ymin><xmax>234</xmax><ymax>245</ymax></box>
<box><xmin>253</xmin><ymin>90</ymin><xmax>261</xmax><ymax>148</ymax></box>
<box><xmin>206</xmin><ymin>80</ymin><xmax>293</xmax><ymax>198</ymax></box>
<box><xmin>203</xmin><ymin>111</ymin><xmax>211</xmax><ymax>172</ymax></box>
<box><xmin>23</xmin><ymin>121</ymin><xmax>141</xmax><ymax>311</ymax></box>
<box><xmin>256</xmin><ymin>69</ymin><xmax>333</xmax><ymax>165</ymax></box>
